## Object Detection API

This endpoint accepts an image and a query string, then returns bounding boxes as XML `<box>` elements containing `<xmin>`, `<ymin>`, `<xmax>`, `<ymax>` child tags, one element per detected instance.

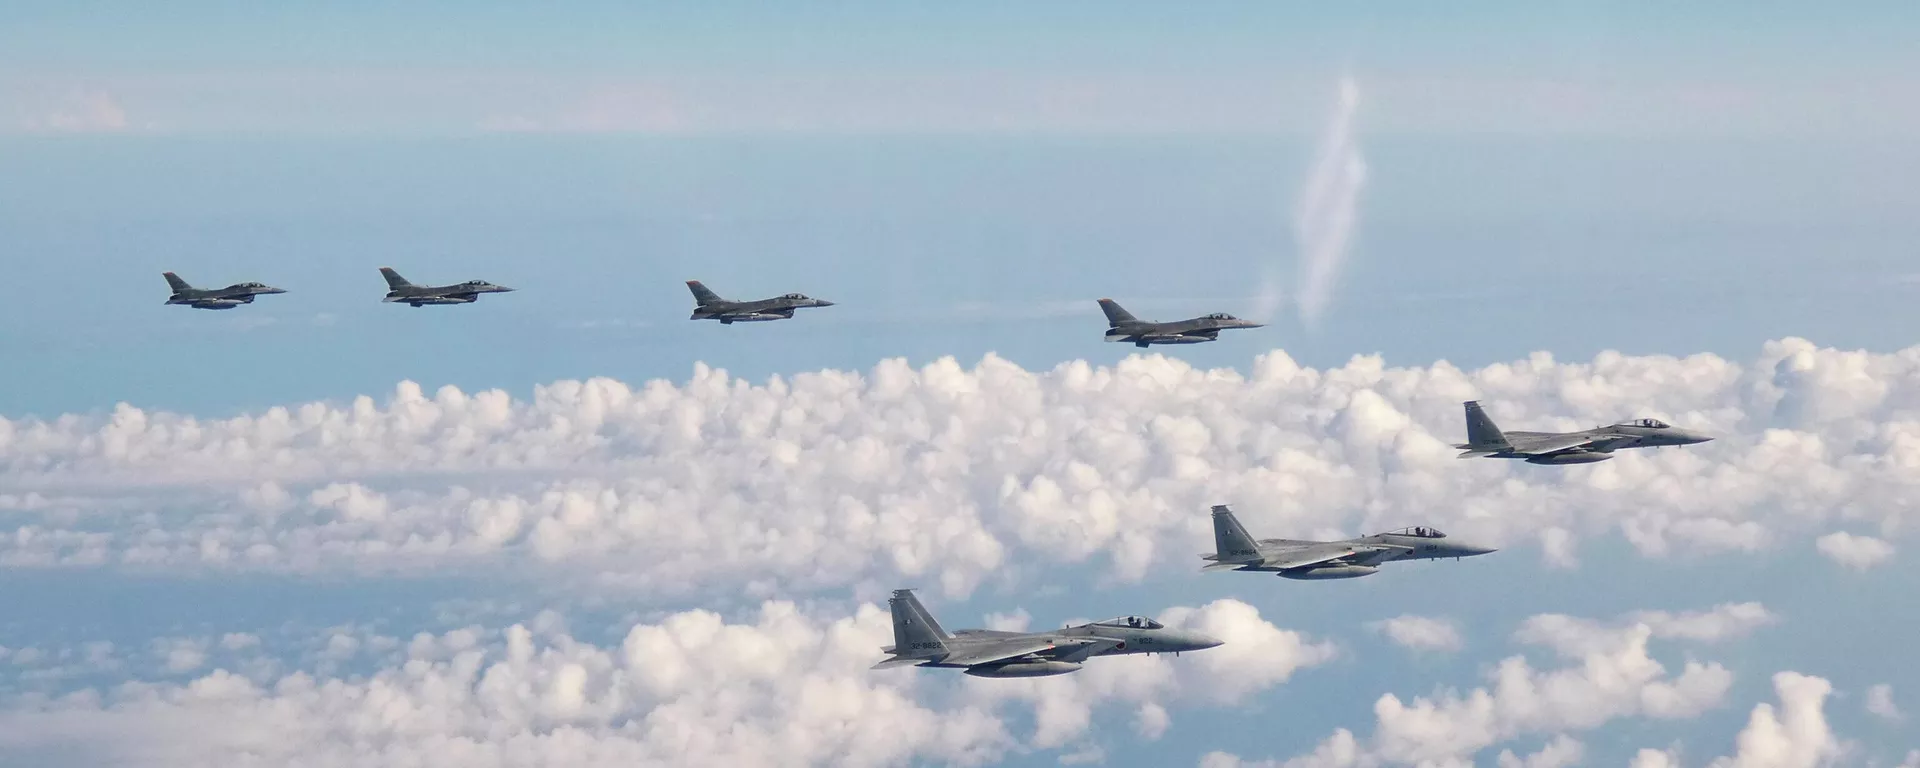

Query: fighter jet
<box><xmin>1098</xmin><ymin>299</ymin><xmax>1263</xmax><ymax>348</ymax></box>
<box><xmin>686</xmin><ymin>280</ymin><xmax>834</xmax><ymax>324</ymax></box>
<box><xmin>1454</xmin><ymin>400</ymin><xmax>1713</xmax><ymax>465</ymax></box>
<box><xmin>379</xmin><ymin>267</ymin><xmax>515</xmax><ymax>307</ymax></box>
<box><xmin>162</xmin><ymin>272</ymin><xmax>286</xmax><ymax>310</ymax></box>
<box><xmin>870</xmin><ymin>589</ymin><xmax>1222</xmax><ymax>678</ymax></box>
<box><xmin>1200</xmin><ymin>505</ymin><xmax>1496</xmax><ymax>579</ymax></box>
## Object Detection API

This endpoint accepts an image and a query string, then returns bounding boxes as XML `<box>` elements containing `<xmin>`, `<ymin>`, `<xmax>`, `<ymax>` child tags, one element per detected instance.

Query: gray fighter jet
<box><xmin>162</xmin><ymin>272</ymin><xmax>286</xmax><ymax>310</ymax></box>
<box><xmin>686</xmin><ymin>280</ymin><xmax>834</xmax><ymax>324</ymax></box>
<box><xmin>1099</xmin><ymin>299</ymin><xmax>1263</xmax><ymax>348</ymax></box>
<box><xmin>871</xmin><ymin>589</ymin><xmax>1222</xmax><ymax>678</ymax></box>
<box><xmin>379</xmin><ymin>267</ymin><xmax>515</xmax><ymax>307</ymax></box>
<box><xmin>1454</xmin><ymin>400</ymin><xmax>1713</xmax><ymax>465</ymax></box>
<box><xmin>1201</xmin><ymin>505</ymin><xmax>1496</xmax><ymax>579</ymax></box>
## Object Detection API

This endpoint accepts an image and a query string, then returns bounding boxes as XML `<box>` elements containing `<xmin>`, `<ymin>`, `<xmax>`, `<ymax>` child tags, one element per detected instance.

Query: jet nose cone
<box><xmin>1465</xmin><ymin>545</ymin><xmax>1498</xmax><ymax>556</ymax></box>
<box><xmin>815</xmin><ymin>300</ymin><xmax>836</xmax><ymax>307</ymax></box>
<box><xmin>497</xmin><ymin>286</ymin><xmax>516</xmax><ymax>292</ymax></box>
<box><xmin>1687</xmin><ymin>433</ymin><xmax>1714</xmax><ymax>445</ymax></box>
<box><xmin>266</xmin><ymin>287</ymin><xmax>288</xmax><ymax>294</ymax></box>
<box><xmin>1178</xmin><ymin>631</ymin><xmax>1224</xmax><ymax>650</ymax></box>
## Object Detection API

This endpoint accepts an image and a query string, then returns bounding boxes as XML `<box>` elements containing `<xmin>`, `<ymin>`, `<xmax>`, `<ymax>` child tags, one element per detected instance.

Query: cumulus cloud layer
<box><xmin>0</xmin><ymin>598</ymin><xmax>1318</xmax><ymax>767</ymax></box>
<box><xmin>1203</xmin><ymin>603</ymin><xmax>1758</xmax><ymax>767</ymax></box>
<box><xmin>4</xmin><ymin>338</ymin><xmax>1920</xmax><ymax>599</ymax></box>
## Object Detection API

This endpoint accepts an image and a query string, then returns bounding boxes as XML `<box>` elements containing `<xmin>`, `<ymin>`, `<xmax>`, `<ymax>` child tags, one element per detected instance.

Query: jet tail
<box><xmin>1209</xmin><ymin>505</ymin><xmax>1262</xmax><ymax>563</ymax></box>
<box><xmin>888</xmin><ymin>589</ymin><xmax>951</xmax><ymax>659</ymax></box>
<box><xmin>686</xmin><ymin>280</ymin><xmax>725</xmax><ymax>306</ymax></box>
<box><xmin>379</xmin><ymin>267</ymin><xmax>414</xmax><ymax>289</ymax></box>
<box><xmin>1097</xmin><ymin>299</ymin><xmax>1138</xmax><ymax>327</ymax></box>
<box><xmin>1459</xmin><ymin>401</ymin><xmax>1512</xmax><ymax>450</ymax></box>
<box><xmin>163</xmin><ymin>272</ymin><xmax>192</xmax><ymax>293</ymax></box>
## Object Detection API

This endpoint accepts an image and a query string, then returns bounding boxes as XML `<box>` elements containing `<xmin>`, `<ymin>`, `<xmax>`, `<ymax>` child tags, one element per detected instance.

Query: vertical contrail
<box><xmin>1286</xmin><ymin>76</ymin><xmax>1368</xmax><ymax>328</ymax></box>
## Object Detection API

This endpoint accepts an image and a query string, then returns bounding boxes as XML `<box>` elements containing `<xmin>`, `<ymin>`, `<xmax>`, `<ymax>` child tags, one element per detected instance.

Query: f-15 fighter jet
<box><xmin>162</xmin><ymin>272</ymin><xmax>286</xmax><ymax>310</ymax></box>
<box><xmin>1200</xmin><ymin>505</ymin><xmax>1496</xmax><ymax>579</ymax></box>
<box><xmin>379</xmin><ymin>267</ymin><xmax>515</xmax><ymax>307</ymax></box>
<box><xmin>1098</xmin><ymin>299</ymin><xmax>1262</xmax><ymax>347</ymax></box>
<box><xmin>685</xmin><ymin>280</ymin><xmax>834</xmax><ymax>323</ymax></box>
<box><xmin>1454</xmin><ymin>400</ymin><xmax>1713</xmax><ymax>465</ymax></box>
<box><xmin>871</xmin><ymin>589</ymin><xmax>1221</xmax><ymax>678</ymax></box>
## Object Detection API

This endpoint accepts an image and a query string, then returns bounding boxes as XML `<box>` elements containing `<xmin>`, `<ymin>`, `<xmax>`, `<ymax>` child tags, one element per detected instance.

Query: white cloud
<box><xmin>1367</xmin><ymin>615</ymin><xmax>1463</xmax><ymax>653</ymax></box>
<box><xmin>1213</xmin><ymin>606</ymin><xmax>1737</xmax><ymax>767</ymax></box>
<box><xmin>1494</xmin><ymin>735</ymin><xmax>1583</xmax><ymax>768</ymax></box>
<box><xmin>1865</xmin><ymin>683</ymin><xmax>1901</xmax><ymax>722</ymax></box>
<box><xmin>149</xmin><ymin>638</ymin><xmax>208</xmax><ymax>674</ymax></box>
<box><xmin>1538</xmin><ymin>526</ymin><xmax>1579</xmax><ymax>569</ymax></box>
<box><xmin>1632</xmin><ymin>748</ymin><xmax>1683</xmax><ymax>768</ymax></box>
<box><xmin>0</xmin><ymin>598</ymin><xmax>1319</xmax><ymax>767</ymax></box>
<box><xmin>1514</xmin><ymin>603</ymin><xmax>1777</xmax><ymax>659</ymax></box>
<box><xmin>1136</xmin><ymin>701</ymin><xmax>1171</xmax><ymax>740</ymax></box>
<box><xmin>1708</xmin><ymin>672</ymin><xmax>1841</xmax><ymax>768</ymax></box>
<box><xmin>1</xmin><ymin>339</ymin><xmax>1919</xmax><ymax>599</ymax></box>
<box><xmin>1814</xmin><ymin>531</ymin><xmax>1894</xmax><ymax>570</ymax></box>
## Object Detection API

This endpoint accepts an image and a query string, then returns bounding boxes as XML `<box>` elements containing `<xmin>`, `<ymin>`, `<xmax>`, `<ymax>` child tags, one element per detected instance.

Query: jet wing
<box><xmin>870</xmin><ymin>656</ymin><xmax>927</xmax><ymax>670</ymax></box>
<box><xmin>1261</xmin><ymin>542</ymin><xmax>1380</xmax><ymax>570</ymax></box>
<box><xmin>1506</xmin><ymin>433</ymin><xmax>1599</xmax><ymax>456</ymax></box>
<box><xmin>1346</xmin><ymin>544</ymin><xmax>1416</xmax><ymax>566</ymax></box>
<box><xmin>950</xmin><ymin>629</ymin><xmax>1026</xmax><ymax>639</ymax></box>
<box><xmin>1049</xmin><ymin>638</ymin><xmax>1125</xmax><ymax>663</ymax></box>
<box><xmin>942</xmin><ymin>638</ymin><xmax>1061</xmax><ymax>667</ymax></box>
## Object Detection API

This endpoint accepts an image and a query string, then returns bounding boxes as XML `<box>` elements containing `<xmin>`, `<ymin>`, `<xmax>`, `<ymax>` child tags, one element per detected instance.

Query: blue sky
<box><xmin>1</xmin><ymin>4</ymin><xmax>1918</xmax><ymax>767</ymax></box>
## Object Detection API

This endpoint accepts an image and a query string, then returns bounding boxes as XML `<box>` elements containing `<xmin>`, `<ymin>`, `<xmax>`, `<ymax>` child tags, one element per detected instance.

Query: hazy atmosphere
<box><xmin>2</xmin><ymin>3</ymin><xmax>1917</xmax><ymax>766</ymax></box>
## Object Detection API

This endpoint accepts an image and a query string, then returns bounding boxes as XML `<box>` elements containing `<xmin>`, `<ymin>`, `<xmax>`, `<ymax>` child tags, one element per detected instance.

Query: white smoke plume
<box><xmin>1260</xmin><ymin>75</ymin><xmax>1368</xmax><ymax>327</ymax></box>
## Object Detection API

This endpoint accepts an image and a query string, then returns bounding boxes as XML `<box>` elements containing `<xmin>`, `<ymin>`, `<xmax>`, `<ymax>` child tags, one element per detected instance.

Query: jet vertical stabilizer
<box><xmin>379</xmin><ymin>267</ymin><xmax>414</xmax><ymax>290</ymax></box>
<box><xmin>1209</xmin><ymin>505</ymin><xmax>1262</xmax><ymax>563</ymax></box>
<box><xmin>686</xmin><ymin>280</ymin><xmax>725</xmax><ymax>306</ymax></box>
<box><xmin>162</xmin><ymin>272</ymin><xmax>193</xmax><ymax>293</ymax></box>
<box><xmin>1097</xmin><ymin>299</ymin><xmax>1138</xmax><ymax>326</ymax></box>
<box><xmin>889</xmin><ymin>589</ymin><xmax>951</xmax><ymax>659</ymax></box>
<box><xmin>1459</xmin><ymin>401</ymin><xmax>1511</xmax><ymax>452</ymax></box>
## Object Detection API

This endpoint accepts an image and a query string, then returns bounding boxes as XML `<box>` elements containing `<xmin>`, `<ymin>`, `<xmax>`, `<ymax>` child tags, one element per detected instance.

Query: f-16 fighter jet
<box><xmin>1454</xmin><ymin>400</ymin><xmax>1713</xmax><ymax>465</ymax></box>
<box><xmin>1201</xmin><ymin>505</ymin><xmax>1496</xmax><ymax>579</ymax></box>
<box><xmin>871</xmin><ymin>589</ymin><xmax>1222</xmax><ymax>678</ymax></box>
<box><xmin>1098</xmin><ymin>299</ymin><xmax>1263</xmax><ymax>348</ymax></box>
<box><xmin>685</xmin><ymin>280</ymin><xmax>834</xmax><ymax>323</ymax></box>
<box><xmin>162</xmin><ymin>272</ymin><xmax>286</xmax><ymax>310</ymax></box>
<box><xmin>379</xmin><ymin>267</ymin><xmax>515</xmax><ymax>307</ymax></box>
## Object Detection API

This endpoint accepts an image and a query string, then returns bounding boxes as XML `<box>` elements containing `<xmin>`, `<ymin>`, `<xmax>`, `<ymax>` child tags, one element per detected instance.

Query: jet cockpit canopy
<box><xmin>1095</xmin><ymin>616</ymin><xmax>1163</xmax><ymax>630</ymax></box>
<box><xmin>1204</xmin><ymin>312</ymin><xmax>1239</xmax><ymax>321</ymax></box>
<box><xmin>783</xmin><ymin>293</ymin><xmax>809</xmax><ymax>300</ymax></box>
<box><xmin>1619</xmin><ymin>418</ymin><xmax>1671</xmax><ymax>429</ymax></box>
<box><xmin>1387</xmin><ymin>526</ymin><xmax>1446</xmax><ymax>538</ymax></box>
